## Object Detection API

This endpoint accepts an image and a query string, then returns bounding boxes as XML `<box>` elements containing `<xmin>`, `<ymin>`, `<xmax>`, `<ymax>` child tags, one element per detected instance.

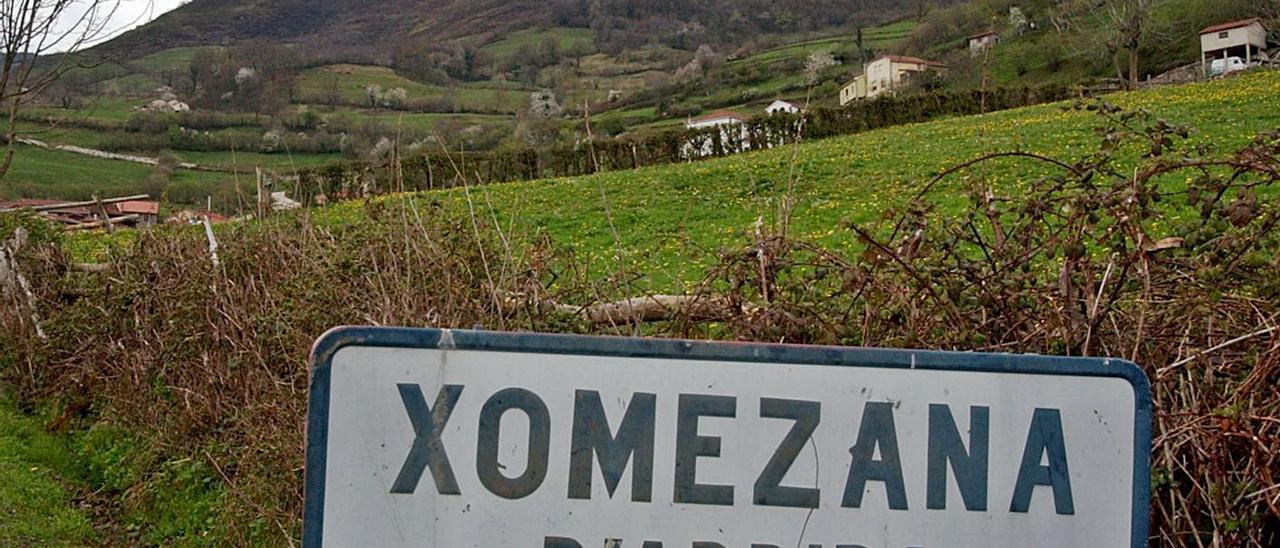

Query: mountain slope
<box><xmin>97</xmin><ymin>0</ymin><xmax>551</xmax><ymax>58</ymax></box>
<box><xmin>96</xmin><ymin>0</ymin><xmax>938</xmax><ymax>61</ymax></box>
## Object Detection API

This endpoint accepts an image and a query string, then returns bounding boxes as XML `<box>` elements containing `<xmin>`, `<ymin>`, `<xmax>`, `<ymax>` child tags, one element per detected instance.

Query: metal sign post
<box><xmin>304</xmin><ymin>327</ymin><xmax>1151</xmax><ymax>547</ymax></box>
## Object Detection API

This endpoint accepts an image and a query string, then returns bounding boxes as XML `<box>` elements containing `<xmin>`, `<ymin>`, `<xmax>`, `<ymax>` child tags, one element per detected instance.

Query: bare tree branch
<box><xmin>0</xmin><ymin>1</ymin><xmax>151</xmax><ymax>181</ymax></box>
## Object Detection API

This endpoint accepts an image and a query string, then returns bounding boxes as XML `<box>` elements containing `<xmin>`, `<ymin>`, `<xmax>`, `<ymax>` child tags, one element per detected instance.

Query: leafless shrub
<box><xmin>1</xmin><ymin>101</ymin><xmax>1277</xmax><ymax>545</ymax></box>
<box><xmin>691</xmin><ymin>101</ymin><xmax>1280</xmax><ymax>545</ymax></box>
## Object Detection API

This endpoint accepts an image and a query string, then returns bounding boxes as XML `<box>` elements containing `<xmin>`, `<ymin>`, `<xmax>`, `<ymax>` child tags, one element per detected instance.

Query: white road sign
<box><xmin>304</xmin><ymin>328</ymin><xmax>1151</xmax><ymax>547</ymax></box>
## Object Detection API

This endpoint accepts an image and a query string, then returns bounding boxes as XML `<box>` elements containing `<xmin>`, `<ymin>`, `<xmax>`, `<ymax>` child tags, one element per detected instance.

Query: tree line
<box><xmin>291</xmin><ymin>84</ymin><xmax>1073</xmax><ymax>203</ymax></box>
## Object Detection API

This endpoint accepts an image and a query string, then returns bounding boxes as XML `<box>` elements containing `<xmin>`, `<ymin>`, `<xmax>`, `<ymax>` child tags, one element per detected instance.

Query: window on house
<box><xmin>1219</xmin><ymin>31</ymin><xmax>1229</xmax><ymax>39</ymax></box>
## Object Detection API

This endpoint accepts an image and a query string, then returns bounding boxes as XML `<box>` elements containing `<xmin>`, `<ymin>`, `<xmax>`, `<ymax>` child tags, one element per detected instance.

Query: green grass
<box><xmin>732</xmin><ymin>20</ymin><xmax>918</xmax><ymax>68</ymax></box>
<box><xmin>177</xmin><ymin>151</ymin><xmax>341</xmax><ymax>171</ymax></box>
<box><xmin>300</xmin><ymin>70</ymin><xmax>1280</xmax><ymax>292</ymax></box>
<box><xmin>26</xmin><ymin>98</ymin><xmax>150</xmax><ymax>125</ymax></box>
<box><xmin>0</xmin><ymin>393</ymin><xmax>228</xmax><ymax>546</ymax></box>
<box><xmin>324</xmin><ymin>107</ymin><xmax>515</xmax><ymax>133</ymax></box>
<box><xmin>479</xmin><ymin>27</ymin><xmax>595</xmax><ymax>62</ymax></box>
<box><xmin>0</xmin><ymin>399</ymin><xmax>96</xmax><ymax>546</ymax></box>
<box><xmin>65</xmin><ymin>72</ymin><xmax>1280</xmax><ymax>289</ymax></box>
<box><xmin>296</xmin><ymin>64</ymin><xmax>528</xmax><ymax>113</ymax></box>
<box><xmin>129</xmin><ymin>46</ymin><xmax>219</xmax><ymax>73</ymax></box>
<box><xmin>0</xmin><ymin>145</ymin><xmax>242</xmax><ymax>210</ymax></box>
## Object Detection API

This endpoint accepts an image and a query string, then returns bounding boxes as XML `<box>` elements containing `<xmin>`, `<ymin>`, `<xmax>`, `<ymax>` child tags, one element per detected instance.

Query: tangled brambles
<box><xmin>2</xmin><ymin>101</ymin><xmax>1277</xmax><ymax>545</ymax></box>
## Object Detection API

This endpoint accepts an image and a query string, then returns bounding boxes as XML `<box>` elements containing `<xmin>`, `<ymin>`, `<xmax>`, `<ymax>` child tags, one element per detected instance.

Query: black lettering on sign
<box><xmin>927</xmin><ymin>404</ymin><xmax>989</xmax><ymax>511</ymax></box>
<box><xmin>544</xmin><ymin>537</ymin><xmax>582</xmax><ymax>548</ymax></box>
<box><xmin>476</xmin><ymin>388</ymin><xmax>551</xmax><ymax>499</ymax></box>
<box><xmin>674</xmin><ymin>394</ymin><xmax>736</xmax><ymax>506</ymax></box>
<box><xmin>842</xmin><ymin>401</ymin><xmax>908</xmax><ymax>510</ymax></box>
<box><xmin>568</xmin><ymin>390</ymin><xmax>657</xmax><ymax>502</ymax></box>
<box><xmin>1010</xmin><ymin>408</ymin><xmax>1075</xmax><ymax>515</ymax></box>
<box><xmin>753</xmin><ymin>398</ymin><xmax>821</xmax><ymax>508</ymax></box>
<box><xmin>390</xmin><ymin>384</ymin><xmax>463</xmax><ymax>495</ymax></box>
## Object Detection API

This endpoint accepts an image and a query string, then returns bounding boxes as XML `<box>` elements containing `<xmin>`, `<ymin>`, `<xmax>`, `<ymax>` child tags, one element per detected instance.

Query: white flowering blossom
<box><xmin>235</xmin><ymin>67</ymin><xmax>257</xmax><ymax>87</ymax></box>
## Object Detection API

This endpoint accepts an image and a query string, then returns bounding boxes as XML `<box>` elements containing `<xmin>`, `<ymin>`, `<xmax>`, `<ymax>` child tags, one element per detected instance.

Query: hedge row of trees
<box><xmin>292</xmin><ymin>84</ymin><xmax>1074</xmax><ymax>202</ymax></box>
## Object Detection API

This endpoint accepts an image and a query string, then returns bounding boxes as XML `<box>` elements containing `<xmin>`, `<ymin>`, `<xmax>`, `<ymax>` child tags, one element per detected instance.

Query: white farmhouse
<box><xmin>686</xmin><ymin>110</ymin><xmax>747</xmax><ymax>130</ymax></box>
<box><xmin>1200</xmin><ymin>18</ymin><xmax>1269</xmax><ymax>75</ymax></box>
<box><xmin>839</xmin><ymin>55</ymin><xmax>947</xmax><ymax>105</ymax></box>
<box><xmin>765</xmin><ymin>100</ymin><xmax>799</xmax><ymax>115</ymax></box>
<box><xmin>684</xmin><ymin>110</ymin><xmax>749</xmax><ymax>157</ymax></box>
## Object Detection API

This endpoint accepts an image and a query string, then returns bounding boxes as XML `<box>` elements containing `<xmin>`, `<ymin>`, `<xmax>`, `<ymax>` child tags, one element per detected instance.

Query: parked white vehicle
<box><xmin>1208</xmin><ymin>56</ymin><xmax>1250</xmax><ymax>77</ymax></box>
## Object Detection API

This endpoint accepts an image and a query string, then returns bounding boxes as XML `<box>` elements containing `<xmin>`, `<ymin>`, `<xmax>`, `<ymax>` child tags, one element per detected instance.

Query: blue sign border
<box><xmin>303</xmin><ymin>326</ymin><xmax>1153</xmax><ymax>547</ymax></box>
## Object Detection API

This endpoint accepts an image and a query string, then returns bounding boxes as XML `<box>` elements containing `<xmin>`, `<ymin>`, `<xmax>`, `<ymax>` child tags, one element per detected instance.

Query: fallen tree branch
<box><xmin>1159</xmin><ymin>325</ymin><xmax>1279</xmax><ymax>376</ymax></box>
<box><xmin>501</xmin><ymin>291</ymin><xmax>745</xmax><ymax>324</ymax></box>
<box><xmin>70</xmin><ymin>263</ymin><xmax>110</xmax><ymax>273</ymax></box>
<box><xmin>63</xmin><ymin>214</ymin><xmax>140</xmax><ymax>231</ymax></box>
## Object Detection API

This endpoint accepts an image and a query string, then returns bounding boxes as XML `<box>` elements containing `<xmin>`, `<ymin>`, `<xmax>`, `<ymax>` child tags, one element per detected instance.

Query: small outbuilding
<box><xmin>765</xmin><ymin>100</ymin><xmax>799</xmax><ymax>115</ymax></box>
<box><xmin>1200</xmin><ymin>18</ymin><xmax>1268</xmax><ymax>73</ymax></box>
<box><xmin>110</xmin><ymin>200</ymin><xmax>161</xmax><ymax>227</ymax></box>
<box><xmin>969</xmin><ymin>31</ymin><xmax>1000</xmax><ymax>57</ymax></box>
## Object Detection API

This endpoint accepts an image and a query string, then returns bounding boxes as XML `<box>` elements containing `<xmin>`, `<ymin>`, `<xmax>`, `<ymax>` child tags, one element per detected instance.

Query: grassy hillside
<box><xmin>904</xmin><ymin>0</ymin><xmax>1269</xmax><ymax>88</ymax></box>
<box><xmin>36</xmin><ymin>69</ymin><xmax>1280</xmax><ymax>547</ymax></box>
<box><xmin>479</xmin><ymin>27</ymin><xmax>596</xmax><ymax>63</ymax></box>
<box><xmin>295</xmin><ymin>65</ymin><xmax>528</xmax><ymax>113</ymax></box>
<box><xmin>302</xmin><ymin>70</ymin><xmax>1280</xmax><ymax>291</ymax></box>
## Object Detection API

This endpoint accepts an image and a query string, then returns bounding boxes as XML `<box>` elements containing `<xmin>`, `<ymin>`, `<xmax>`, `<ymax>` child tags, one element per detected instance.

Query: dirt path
<box><xmin>17</xmin><ymin>137</ymin><xmax>235</xmax><ymax>173</ymax></box>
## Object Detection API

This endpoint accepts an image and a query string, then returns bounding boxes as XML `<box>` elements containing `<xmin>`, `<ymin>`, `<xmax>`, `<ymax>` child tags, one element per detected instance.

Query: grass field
<box><xmin>731</xmin><ymin>20</ymin><xmax>918</xmax><ymax>69</ymax></box>
<box><xmin>327</xmin><ymin>108</ymin><xmax>515</xmax><ymax>133</ymax></box>
<box><xmin>479</xmin><ymin>27</ymin><xmax>595</xmax><ymax>62</ymax></box>
<box><xmin>0</xmin><ymin>145</ymin><xmax>242</xmax><ymax>208</ymax></box>
<box><xmin>177</xmin><ymin>151</ymin><xmax>341</xmax><ymax>171</ymax></box>
<box><xmin>297</xmin><ymin>70</ymin><xmax>1280</xmax><ymax>292</ymax></box>
<box><xmin>129</xmin><ymin>46</ymin><xmax>218</xmax><ymax>73</ymax></box>
<box><xmin>26</xmin><ymin>98</ymin><xmax>150</xmax><ymax>126</ymax></box>
<box><xmin>296</xmin><ymin>65</ymin><xmax>528</xmax><ymax>113</ymax></box>
<box><xmin>0</xmin><ymin>399</ymin><xmax>95</xmax><ymax>546</ymax></box>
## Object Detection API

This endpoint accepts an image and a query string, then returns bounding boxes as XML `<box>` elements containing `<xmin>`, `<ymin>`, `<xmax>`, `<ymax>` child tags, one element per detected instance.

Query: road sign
<box><xmin>305</xmin><ymin>327</ymin><xmax>1151</xmax><ymax>548</ymax></box>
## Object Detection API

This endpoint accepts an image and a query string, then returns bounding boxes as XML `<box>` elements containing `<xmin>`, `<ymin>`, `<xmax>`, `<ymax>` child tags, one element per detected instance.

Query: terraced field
<box><xmin>303</xmin><ymin>70</ymin><xmax>1280</xmax><ymax>291</ymax></box>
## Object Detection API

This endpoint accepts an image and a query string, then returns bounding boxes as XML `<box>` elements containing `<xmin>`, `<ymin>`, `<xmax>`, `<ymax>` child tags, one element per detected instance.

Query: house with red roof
<box><xmin>1200</xmin><ymin>19</ymin><xmax>1269</xmax><ymax>75</ymax></box>
<box><xmin>840</xmin><ymin>54</ymin><xmax>947</xmax><ymax>105</ymax></box>
<box><xmin>685</xmin><ymin>110</ymin><xmax>748</xmax><ymax>130</ymax></box>
<box><xmin>683</xmin><ymin>110</ymin><xmax>750</xmax><ymax>157</ymax></box>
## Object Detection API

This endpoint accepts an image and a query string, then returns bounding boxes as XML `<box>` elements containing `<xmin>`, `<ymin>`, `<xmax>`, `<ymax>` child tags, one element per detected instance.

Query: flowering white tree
<box><xmin>364</xmin><ymin>84</ymin><xmax>382</xmax><ymax>108</ymax></box>
<box><xmin>528</xmin><ymin>89</ymin><xmax>561</xmax><ymax>118</ymax></box>
<box><xmin>803</xmin><ymin>50</ymin><xmax>839</xmax><ymax>85</ymax></box>
<box><xmin>383</xmin><ymin>87</ymin><xmax>407</xmax><ymax>108</ymax></box>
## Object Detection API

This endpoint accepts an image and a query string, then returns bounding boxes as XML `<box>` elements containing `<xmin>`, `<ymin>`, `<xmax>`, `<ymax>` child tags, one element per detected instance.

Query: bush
<box><xmin>3</xmin><ymin>105</ymin><xmax>1278</xmax><ymax>545</ymax></box>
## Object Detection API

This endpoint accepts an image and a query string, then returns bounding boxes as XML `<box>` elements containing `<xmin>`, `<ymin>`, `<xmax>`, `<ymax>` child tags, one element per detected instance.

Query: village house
<box><xmin>765</xmin><ymin>100</ymin><xmax>799</xmax><ymax>115</ymax></box>
<box><xmin>969</xmin><ymin>31</ymin><xmax>1000</xmax><ymax>57</ymax></box>
<box><xmin>1200</xmin><ymin>18</ymin><xmax>1269</xmax><ymax>76</ymax></box>
<box><xmin>839</xmin><ymin>55</ymin><xmax>947</xmax><ymax>105</ymax></box>
<box><xmin>840</xmin><ymin>75</ymin><xmax>868</xmax><ymax>106</ymax></box>
<box><xmin>685</xmin><ymin>110</ymin><xmax>747</xmax><ymax>130</ymax></box>
<box><xmin>684</xmin><ymin>110</ymin><xmax>749</xmax><ymax>157</ymax></box>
